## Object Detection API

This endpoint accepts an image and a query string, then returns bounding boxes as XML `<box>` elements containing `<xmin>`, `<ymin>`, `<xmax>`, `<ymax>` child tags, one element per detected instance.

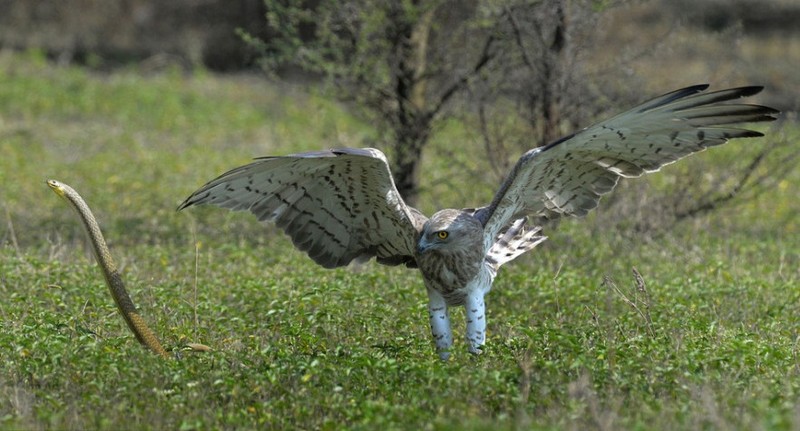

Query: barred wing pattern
<box><xmin>475</xmin><ymin>85</ymin><xmax>779</xmax><ymax>245</ymax></box>
<box><xmin>484</xmin><ymin>218</ymin><xmax>547</xmax><ymax>272</ymax></box>
<box><xmin>178</xmin><ymin>148</ymin><xmax>427</xmax><ymax>268</ymax></box>
<box><xmin>179</xmin><ymin>84</ymin><xmax>777</xmax><ymax>360</ymax></box>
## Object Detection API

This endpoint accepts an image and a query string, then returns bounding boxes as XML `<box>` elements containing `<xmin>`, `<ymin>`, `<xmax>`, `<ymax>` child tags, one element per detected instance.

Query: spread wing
<box><xmin>474</xmin><ymin>85</ymin><xmax>779</xmax><ymax>246</ymax></box>
<box><xmin>179</xmin><ymin>148</ymin><xmax>427</xmax><ymax>268</ymax></box>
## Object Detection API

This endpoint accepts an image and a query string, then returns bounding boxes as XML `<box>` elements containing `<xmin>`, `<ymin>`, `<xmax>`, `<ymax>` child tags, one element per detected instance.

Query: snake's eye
<box><xmin>437</xmin><ymin>231</ymin><xmax>449</xmax><ymax>240</ymax></box>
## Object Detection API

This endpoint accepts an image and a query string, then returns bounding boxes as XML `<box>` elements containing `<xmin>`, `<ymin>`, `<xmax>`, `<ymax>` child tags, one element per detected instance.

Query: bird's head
<box><xmin>417</xmin><ymin>209</ymin><xmax>483</xmax><ymax>255</ymax></box>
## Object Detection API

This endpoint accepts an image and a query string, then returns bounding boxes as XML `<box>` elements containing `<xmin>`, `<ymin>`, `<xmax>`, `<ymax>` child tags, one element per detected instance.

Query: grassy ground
<box><xmin>1</xmin><ymin>50</ymin><xmax>799</xmax><ymax>430</ymax></box>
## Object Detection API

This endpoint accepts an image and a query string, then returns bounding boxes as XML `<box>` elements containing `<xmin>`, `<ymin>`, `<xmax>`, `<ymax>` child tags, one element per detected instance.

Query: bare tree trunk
<box><xmin>387</xmin><ymin>3</ymin><xmax>435</xmax><ymax>206</ymax></box>
<box><xmin>390</xmin><ymin>4</ymin><xmax>433</xmax><ymax>205</ymax></box>
<box><xmin>538</xmin><ymin>0</ymin><xmax>569</xmax><ymax>144</ymax></box>
<box><xmin>504</xmin><ymin>0</ymin><xmax>573</xmax><ymax>147</ymax></box>
<box><xmin>392</xmin><ymin>122</ymin><xmax>430</xmax><ymax>206</ymax></box>
<box><xmin>259</xmin><ymin>0</ymin><xmax>495</xmax><ymax>206</ymax></box>
<box><xmin>388</xmin><ymin>4</ymin><xmax>494</xmax><ymax>205</ymax></box>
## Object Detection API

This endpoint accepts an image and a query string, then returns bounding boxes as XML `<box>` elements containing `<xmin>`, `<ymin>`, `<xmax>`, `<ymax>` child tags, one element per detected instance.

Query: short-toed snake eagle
<box><xmin>180</xmin><ymin>85</ymin><xmax>777</xmax><ymax>360</ymax></box>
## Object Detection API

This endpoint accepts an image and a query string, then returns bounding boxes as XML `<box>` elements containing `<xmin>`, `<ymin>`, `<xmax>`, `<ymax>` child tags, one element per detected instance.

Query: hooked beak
<box><xmin>416</xmin><ymin>238</ymin><xmax>431</xmax><ymax>255</ymax></box>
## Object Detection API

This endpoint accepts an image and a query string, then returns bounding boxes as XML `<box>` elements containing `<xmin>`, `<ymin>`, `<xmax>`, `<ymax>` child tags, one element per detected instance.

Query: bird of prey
<box><xmin>179</xmin><ymin>85</ymin><xmax>777</xmax><ymax>360</ymax></box>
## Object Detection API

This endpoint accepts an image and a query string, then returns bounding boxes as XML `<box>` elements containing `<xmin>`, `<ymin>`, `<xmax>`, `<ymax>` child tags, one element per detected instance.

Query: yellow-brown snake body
<box><xmin>47</xmin><ymin>179</ymin><xmax>169</xmax><ymax>358</ymax></box>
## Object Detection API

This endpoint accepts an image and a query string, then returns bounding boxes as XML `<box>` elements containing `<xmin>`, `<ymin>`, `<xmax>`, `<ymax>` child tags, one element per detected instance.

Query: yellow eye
<box><xmin>436</xmin><ymin>231</ymin><xmax>449</xmax><ymax>240</ymax></box>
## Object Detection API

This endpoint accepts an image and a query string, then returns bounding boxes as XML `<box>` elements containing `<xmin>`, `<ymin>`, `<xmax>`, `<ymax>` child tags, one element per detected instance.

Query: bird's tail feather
<box><xmin>486</xmin><ymin>218</ymin><xmax>547</xmax><ymax>271</ymax></box>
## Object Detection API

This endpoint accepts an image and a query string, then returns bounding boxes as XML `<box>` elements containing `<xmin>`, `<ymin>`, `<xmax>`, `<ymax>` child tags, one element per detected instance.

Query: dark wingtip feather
<box><xmin>732</xmin><ymin>85</ymin><xmax>764</xmax><ymax>97</ymax></box>
<box><xmin>635</xmin><ymin>84</ymin><xmax>710</xmax><ymax>113</ymax></box>
<box><xmin>752</xmin><ymin>105</ymin><xmax>781</xmax><ymax>117</ymax></box>
<box><xmin>682</xmin><ymin>83</ymin><xmax>711</xmax><ymax>93</ymax></box>
<box><xmin>751</xmin><ymin>114</ymin><xmax>779</xmax><ymax>123</ymax></box>
<box><xmin>735</xmin><ymin>130</ymin><xmax>765</xmax><ymax>138</ymax></box>
<box><xmin>177</xmin><ymin>195</ymin><xmax>199</xmax><ymax>211</ymax></box>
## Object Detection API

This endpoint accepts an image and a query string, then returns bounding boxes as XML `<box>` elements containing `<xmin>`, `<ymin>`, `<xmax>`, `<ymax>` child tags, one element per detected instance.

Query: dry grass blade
<box><xmin>603</xmin><ymin>269</ymin><xmax>656</xmax><ymax>337</ymax></box>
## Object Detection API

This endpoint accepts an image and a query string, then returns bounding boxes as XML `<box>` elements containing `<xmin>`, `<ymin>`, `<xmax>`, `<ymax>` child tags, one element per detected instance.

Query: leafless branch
<box><xmin>426</xmin><ymin>33</ymin><xmax>497</xmax><ymax>120</ymax></box>
<box><xmin>675</xmin><ymin>132</ymin><xmax>799</xmax><ymax>221</ymax></box>
<box><xmin>505</xmin><ymin>5</ymin><xmax>537</xmax><ymax>74</ymax></box>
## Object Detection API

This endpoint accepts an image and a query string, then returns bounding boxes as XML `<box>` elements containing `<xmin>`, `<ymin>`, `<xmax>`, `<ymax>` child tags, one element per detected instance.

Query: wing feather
<box><xmin>179</xmin><ymin>148</ymin><xmax>427</xmax><ymax>268</ymax></box>
<box><xmin>475</xmin><ymin>85</ymin><xmax>778</xmax><ymax>246</ymax></box>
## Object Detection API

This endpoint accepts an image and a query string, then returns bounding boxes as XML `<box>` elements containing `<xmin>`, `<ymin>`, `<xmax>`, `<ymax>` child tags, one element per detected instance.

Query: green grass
<box><xmin>1</xmin><ymin>50</ymin><xmax>799</xmax><ymax>430</ymax></box>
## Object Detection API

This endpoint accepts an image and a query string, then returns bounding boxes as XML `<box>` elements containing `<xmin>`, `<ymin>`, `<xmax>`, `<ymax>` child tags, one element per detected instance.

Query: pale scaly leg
<box><xmin>427</xmin><ymin>288</ymin><xmax>453</xmax><ymax>360</ymax></box>
<box><xmin>465</xmin><ymin>291</ymin><xmax>486</xmax><ymax>355</ymax></box>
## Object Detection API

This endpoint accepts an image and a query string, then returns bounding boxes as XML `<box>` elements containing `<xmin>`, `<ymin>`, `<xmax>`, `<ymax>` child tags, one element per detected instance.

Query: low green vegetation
<box><xmin>1</xmin><ymin>51</ymin><xmax>798</xmax><ymax>430</ymax></box>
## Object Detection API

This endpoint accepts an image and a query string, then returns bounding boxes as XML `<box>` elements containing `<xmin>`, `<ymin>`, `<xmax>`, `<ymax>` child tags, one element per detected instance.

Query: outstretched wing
<box><xmin>179</xmin><ymin>148</ymin><xmax>427</xmax><ymax>268</ymax></box>
<box><xmin>474</xmin><ymin>85</ymin><xmax>779</xmax><ymax>246</ymax></box>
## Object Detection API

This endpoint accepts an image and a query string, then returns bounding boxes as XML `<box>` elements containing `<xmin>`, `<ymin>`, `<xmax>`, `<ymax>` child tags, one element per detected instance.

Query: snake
<box><xmin>47</xmin><ymin>179</ymin><xmax>171</xmax><ymax>358</ymax></box>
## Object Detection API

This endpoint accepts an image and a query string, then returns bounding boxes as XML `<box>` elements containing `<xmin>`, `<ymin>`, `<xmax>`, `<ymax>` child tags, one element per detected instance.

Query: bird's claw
<box><xmin>468</xmin><ymin>345</ymin><xmax>484</xmax><ymax>356</ymax></box>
